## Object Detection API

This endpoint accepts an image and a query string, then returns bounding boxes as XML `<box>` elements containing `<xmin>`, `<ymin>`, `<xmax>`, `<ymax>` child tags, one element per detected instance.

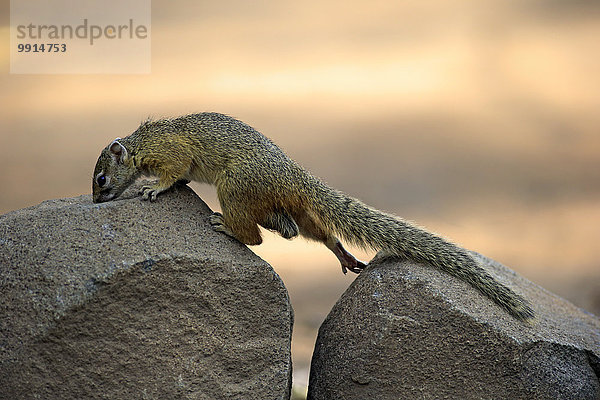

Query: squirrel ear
<box><xmin>108</xmin><ymin>138</ymin><xmax>128</xmax><ymax>164</ymax></box>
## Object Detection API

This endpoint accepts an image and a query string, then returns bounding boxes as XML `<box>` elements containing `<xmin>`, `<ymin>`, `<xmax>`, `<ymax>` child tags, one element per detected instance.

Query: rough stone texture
<box><xmin>308</xmin><ymin>253</ymin><xmax>600</xmax><ymax>400</ymax></box>
<box><xmin>0</xmin><ymin>181</ymin><xmax>293</xmax><ymax>400</ymax></box>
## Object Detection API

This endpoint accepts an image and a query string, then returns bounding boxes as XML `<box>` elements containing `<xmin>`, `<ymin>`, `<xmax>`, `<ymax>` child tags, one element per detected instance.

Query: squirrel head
<box><xmin>92</xmin><ymin>138</ymin><xmax>140</xmax><ymax>203</ymax></box>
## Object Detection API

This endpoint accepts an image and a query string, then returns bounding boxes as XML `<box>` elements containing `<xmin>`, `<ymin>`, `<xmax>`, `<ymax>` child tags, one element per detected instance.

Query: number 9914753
<box><xmin>17</xmin><ymin>43</ymin><xmax>67</xmax><ymax>52</ymax></box>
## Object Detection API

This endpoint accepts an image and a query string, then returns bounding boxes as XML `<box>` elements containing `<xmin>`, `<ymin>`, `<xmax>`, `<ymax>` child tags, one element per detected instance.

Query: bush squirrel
<box><xmin>92</xmin><ymin>112</ymin><xmax>534</xmax><ymax>321</ymax></box>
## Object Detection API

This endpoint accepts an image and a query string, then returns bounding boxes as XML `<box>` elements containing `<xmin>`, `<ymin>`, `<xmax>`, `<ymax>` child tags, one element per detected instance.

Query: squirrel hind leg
<box><xmin>294</xmin><ymin>210</ymin><xmax>365</xmax><ymax>274</ymax></box>
<box><xmin>260</xmin><ymin>210</ymin><xmax>299</xmax><ymax>239</ymax></box>
<box><xmin>209</xmin><ymin>211</ymin><xmax>263</xmax><ymax>246</ymax></box>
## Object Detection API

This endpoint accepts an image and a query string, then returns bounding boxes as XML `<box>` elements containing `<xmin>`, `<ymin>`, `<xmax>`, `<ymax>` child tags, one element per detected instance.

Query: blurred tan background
<box><xmin>1</xmin><ymin>0</ymin><xmax>599</xmax><ymax>389</ymax></box>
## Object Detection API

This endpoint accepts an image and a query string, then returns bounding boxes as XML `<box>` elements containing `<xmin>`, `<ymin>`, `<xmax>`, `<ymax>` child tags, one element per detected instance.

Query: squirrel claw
<box><xmin>139</xmin><ymin>185</ymin><xmax>160</xmax><ymax>201</ymax></box>
<box><xmin>209</xmin><ymin>212</ymin><xmax>231</xmax><ymax>235</ymax></box>
<box><xmin>209</xmin><ymin>212</ymin><xmax>224</xmax><ymax>226</ymax></box>
<box><xmin>341</xmin><ymin>260</ymin><xmax>366</xmax><ymax>275</ymax></box>
<box><xmin>333</xmin><ymin>240</ymin><xmax>366</xmax><ymax>275</ymax></box>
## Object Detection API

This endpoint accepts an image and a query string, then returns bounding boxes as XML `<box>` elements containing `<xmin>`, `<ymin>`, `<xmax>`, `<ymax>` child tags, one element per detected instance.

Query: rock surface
<box><xmin>0</xmin><ymin>182</ymin><xmax>293</xmax><ymax>400</ymax></box>
<box><xmin>308</xmin><ymin>253</ymin><xmax>600</xmax><ymax>400</ymax></box>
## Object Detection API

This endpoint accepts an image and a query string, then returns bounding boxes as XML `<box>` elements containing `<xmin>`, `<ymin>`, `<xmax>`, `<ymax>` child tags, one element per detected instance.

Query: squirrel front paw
<box><xmin>139</xmin><ymin>185</ymin><xmax>164</xmax><ymax>201</ymax></box>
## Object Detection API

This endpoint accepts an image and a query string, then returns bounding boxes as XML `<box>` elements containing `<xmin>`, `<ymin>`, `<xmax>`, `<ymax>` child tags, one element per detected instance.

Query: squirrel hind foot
<box><xmin>209</xmin><ymin>212</ymin><xmax>234</xmax><ymax>236</ymax></box>
<box><xmin>329</xmin><ymin>240</ymin><xmax>366</xmax><ymax>274</ymax></box>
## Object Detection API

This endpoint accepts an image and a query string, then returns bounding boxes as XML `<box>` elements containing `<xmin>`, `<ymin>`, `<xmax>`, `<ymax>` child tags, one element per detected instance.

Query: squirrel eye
<box><xmin>97</xmin><ymin>175</ymin><xmax>106</xmax><ymax>187</ymax></box>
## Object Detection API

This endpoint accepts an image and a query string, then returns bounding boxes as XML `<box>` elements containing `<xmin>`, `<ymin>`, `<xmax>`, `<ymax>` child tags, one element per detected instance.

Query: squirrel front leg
<box><xmin>140</xmin><ymin>162</ymin><xmax>189</xmax><ymax>201</ymax></box>
<box><xmin>140</xmin><ymin>181</ymin><xmax>174</xmax><ymax>201</ymax></box>
<box><xmin>140</xmin><ymin>178</ymin><xmax>178</xmax><ymax>201</ymax></box>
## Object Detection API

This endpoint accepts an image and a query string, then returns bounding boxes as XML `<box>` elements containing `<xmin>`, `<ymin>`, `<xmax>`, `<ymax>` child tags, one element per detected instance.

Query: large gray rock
<box><xmin>308</xmin><ymin>253</ymin><xmax>600</xmax><ymax>400</ymax></box>
<box><xmin>0</xmin><ymin>182</ymin><xmax>293</xmax><ymax>400</ymax></box>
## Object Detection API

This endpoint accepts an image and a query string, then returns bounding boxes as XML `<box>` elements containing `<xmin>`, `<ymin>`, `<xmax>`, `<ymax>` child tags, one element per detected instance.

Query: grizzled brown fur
<box><xmin>92</xmin><ymin>112</ymin><xmax>534</xmax><ymax>321</ymax></box>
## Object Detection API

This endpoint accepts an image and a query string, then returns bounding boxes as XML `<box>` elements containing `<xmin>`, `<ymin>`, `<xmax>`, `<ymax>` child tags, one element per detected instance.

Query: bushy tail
<box><xmin>305</xmin><ymin>179</ymin><xmax>534</xmax><ymax>321</ymax></box>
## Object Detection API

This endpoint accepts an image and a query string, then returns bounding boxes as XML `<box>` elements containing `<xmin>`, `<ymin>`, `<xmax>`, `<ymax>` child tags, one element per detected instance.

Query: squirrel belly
<box><xmin>92</xmin><ymin>112</ymin><xmax>534</xmax><ymax>321</ymax></box>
